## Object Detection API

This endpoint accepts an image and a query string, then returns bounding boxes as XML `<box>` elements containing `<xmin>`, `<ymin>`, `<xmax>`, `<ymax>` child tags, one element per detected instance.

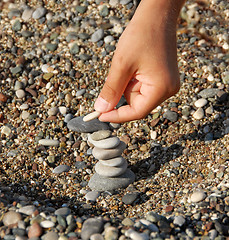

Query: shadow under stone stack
<box><xmin>88</xmin><ymin>130</ymin><xmax>135</xmax><ymax>191</ymax></box>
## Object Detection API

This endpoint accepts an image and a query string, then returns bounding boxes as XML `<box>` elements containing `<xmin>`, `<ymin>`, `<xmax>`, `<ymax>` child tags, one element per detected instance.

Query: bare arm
<box><xmin>94</xmin><ymin>0</ymin><xmax>185</xmax><ymax>123</ymax></box>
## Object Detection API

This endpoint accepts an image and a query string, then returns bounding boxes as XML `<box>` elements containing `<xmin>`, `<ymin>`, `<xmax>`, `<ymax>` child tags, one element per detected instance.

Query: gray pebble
<box><xmin>91</xmin><ymin>130</ymin><xmax>112</xmax><ymax>141</ymax></box>
<box><xmin>92</xmin><ymin>141</ymin><xmax>126</xmax><ymax>160</ymax></box>
<box><xmin>18</xmin><ymin>205</ymin><xmax>37</xmax><ymax>215</ymax></box>
<box><xmin>81</xmin><ymin>218</ymin><xmax>104</xmax><ymax>240</ymax></box>
<box><xmin>64</xmin><ymin>113</ymin><xmax>74</xmax><ymax>123</ymax></box>
<box><xmin>88</xmin><ymin>135</ymin><xmax>120</xmax><ymax>149</ymax></box>
<box><xmin>85</xmin><ymin>191</ymin><xmax>100</xmax><ymax>201</ymax></box>
<box><xmin>42</xmin><ymin>231</ymin><xmax>58</xmax><ymax>240</ymax></box>
<box><xmin>104</xmin><ymin>226</ymin><xmax>119</xmax><ymax>240</ymax></box>
<box><xmin>95</xmin><ymin>160</ymin><xmax>127</xmax><ymax>177</ymax></box>
<box><xmin>22</xmin><ymin>8</ymin><xmax>33</xmax><ymax>21</ymax></box>
<box><xmin>122</xmin><ymin>192</ymin><xmax>139</xmax><ymax>205</ymax></box>
<box><xmin>88</xmin><ymin>169</ymin><xmax>135</xmax><ymax>191</ymax></box>
<box><xmin>53</xmin><ymin>165</ymin><xmax>70</xmax><ymax>174</ymax></box>
<box><xmin>145</xmin><ymin>212</ymin><xmax>160</xmax><ymax>223</ymax></box>
<box><xmin>173</xmin><ymin>215</ymin><xmax>186</xmax><ymax>227</ymax></box>
<box><xmin>90</xmin><ymin>233</ymin><xmax>104</xmax><ymax>240</ymax></box>
<box><xmin>67</xmin><ymin>116</ymin><xmax>110</xmax><ymax>133</ymax></box>
<box><xmin>91</xmin><ymin>29</ymin><xmax>104</xmax><ymax>43</ymax></box>
<box><xmin>55</xmin><ymin>207</ymin><xmax>71</xmax><ymax>216</ymax></box>
<box><xmin>32</xmin><ymin>7</ymin><xmax>46</xmax><ymax>19</ymax></box>
<box><xmin>76</xmin><ymin>89</ymin><xmax>86</xmax><ymax>97</ymax></box>
<box><xmin>139</xmin><ymin>219</ymin><xmax>159</xmax><ymax>232</ymax></box>
<box><xmin>100</xmin><ymin>157</ymin><xmax>126</xmax><ymax>167</ymax></box>
<box><xmin>163</xmin><ymin>110</ymin><xmax>178</xmax><ymax>122</ymax></box>
<box><xmin>198</xmin><ymin>88</ymin><xmax>220</xmax><ymax>98</ymax></box>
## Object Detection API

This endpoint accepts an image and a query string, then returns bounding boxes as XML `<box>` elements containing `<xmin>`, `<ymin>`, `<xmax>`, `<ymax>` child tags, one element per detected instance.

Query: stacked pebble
<box><xmin>88</xmin><ymin>130</ymin><xmax>135</xmax><ymax>191</ymax></box>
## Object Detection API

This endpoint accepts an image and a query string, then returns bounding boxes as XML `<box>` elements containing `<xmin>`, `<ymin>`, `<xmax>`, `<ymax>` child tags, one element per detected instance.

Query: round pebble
<box><xmin>90</xmin><ymin>130</ymin><xmax>112</xmax><ymax>141</ymax></box>
<box><xmin>92</xmin><ymin>141</ymin><xmax>126</xmax><ymax>160</ymax></box>
<box><xmin>95</xmin><ymin>160</ymin><xmax>128</xmax><ymax>177</ymax></box>
<box><xmin>194</xmin><ymin>98</ymin><xmax>208</xmax><ymax>108</ymax></box>
<box><xmin>3</xmin><ymin>211</ymin><xmax>22</xmax><ymax>226</ymax></box>
<box><xmin>190</xmin><ymin>190</ymin><xmax>206</xmax><ymax>203</ymax></box>
<box><xmin>88</xmin><ymin>135</ymin><xmax>120</xmax><ymax>149</ymax></box>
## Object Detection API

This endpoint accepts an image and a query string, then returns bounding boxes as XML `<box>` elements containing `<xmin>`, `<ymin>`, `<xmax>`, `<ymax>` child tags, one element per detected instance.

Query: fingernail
<box><xmin>94</xmin><ymin>97</ymin><xmax>110</xmax><ymax>112</ymax></box>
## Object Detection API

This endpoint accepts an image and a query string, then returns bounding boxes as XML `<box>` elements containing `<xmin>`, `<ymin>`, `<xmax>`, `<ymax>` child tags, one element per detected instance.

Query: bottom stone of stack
<box><xmin>88</xmin><ymin>169</ymin><xmax>135</xmax><ymax>191</ymax></box>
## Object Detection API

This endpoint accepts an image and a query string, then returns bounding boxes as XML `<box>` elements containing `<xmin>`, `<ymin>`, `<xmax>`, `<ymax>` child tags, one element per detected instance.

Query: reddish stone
<box><xmin>0</xmin><ymin>113</ymin><xmax>4</xmax><ymax>122</ymax></box>
<box><xmin>25</xmin><ymin>88</ymin><xmax>37</xmax><ymax>98</ymax></box>
<box><xmin>76</xmin><ymin>156</ymin><xmax>82</xmax><ymax>161</ymax></box>
<box><xmin>46</xmin><ymin>116</ymin><xmax>56</xmax><ymax>121</ymax></box>
<box><xmin>150</xmin><ymin>118</ymin><xmax>160</xmax><ymax>127</ymax></box>
<box><xmin>204</xmin><ymin>221</ymin><xmax>213</xmax><ymax>231</ymax></box>
<box><xmin>165</xmin><ymin>205</ymin><xmax>174</xmax><ymax>213</ymax></box>
<box><xmin>32</xmin><ymin>163</ymin><xmax>38</xmax><ymax>171</ymax></box>
<box><xmin>28</xmin><ymin>222</ymin><xmax>43</xmax><ymax>238</ymax></box>
<box><xmin>0</xmin><ymin>93</ymin><xmax>7</xmax><ymax>102</ymax></box>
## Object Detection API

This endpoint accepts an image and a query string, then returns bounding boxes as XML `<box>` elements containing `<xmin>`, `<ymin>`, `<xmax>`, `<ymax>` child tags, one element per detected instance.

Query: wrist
<box><xmin>133</xmin><ymin>0</ymin><xmax>185</xmax><ymax>27</ymax></box>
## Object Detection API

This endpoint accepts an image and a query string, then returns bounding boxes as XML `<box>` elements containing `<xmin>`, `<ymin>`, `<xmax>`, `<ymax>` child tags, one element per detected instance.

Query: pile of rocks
<box><xmin>87</xmin><ymin>130</ymin><xmax>135</xmax><ymax>191</ymax></box>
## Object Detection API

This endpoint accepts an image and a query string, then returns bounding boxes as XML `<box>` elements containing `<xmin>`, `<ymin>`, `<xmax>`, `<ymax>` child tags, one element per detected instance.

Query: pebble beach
<box><xmin>0</xmin><ymin>0</ymin><xmax>229</xmax><ymax>239</ymax></box>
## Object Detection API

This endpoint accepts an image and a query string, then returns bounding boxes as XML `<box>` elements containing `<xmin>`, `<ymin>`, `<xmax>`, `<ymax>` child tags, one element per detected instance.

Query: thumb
<box><xmin>94</xmin><ymin>59</ymin><xmax>132</xmax><ymax>113</ymax></box>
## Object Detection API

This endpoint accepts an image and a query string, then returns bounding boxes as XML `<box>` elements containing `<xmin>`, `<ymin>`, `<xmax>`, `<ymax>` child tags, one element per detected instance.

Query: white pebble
<box><xmin>1</xmin><ymin>126</ymin><xmax>11</xmax><ymax>136</ymax></box>
<box><xmin>59</xmin><ymin>106</ymin><xmax>68</xmax><ymax>115</ymax></box>
<box><xmin>83</xmin><ymin>111</ymin><xmax>101</xmax><ymax>122</ymax></box>
<box><xmin>39</xmin><ymin>139</ymin><xmax>59</xmax><ymax>146</ymax></box>
<box><xmin>40</xmin><ymin>220</ymin><xmax>55</xmax><ymax>228</ymax></box>
<box><xmin>190</xmin><ymin>190</ymin><xmax>206</xmax><ymax>203</ymax></box>
<box><xmin>194</xmin><ymin>98</ymin><xmax>208</xmax><ymax>108</ymax></box>
<box><xmin>19</xmin><ymin>103</ymin><xmax>29</xmax><ymax>110</ymax></box>
<box><xmin>48</xmin><ymin>107</ymin><xmax>58</xmax><ymax>116</ymax></box>
<box><xmin>16</xmin><ymin>89</ymin><xmax>26</xmax><ymax>99</ymax></box>
<box><xmin>193</xmin><ymin>108</ymin><xmax>204</xmax><ymax>119</ymax></box>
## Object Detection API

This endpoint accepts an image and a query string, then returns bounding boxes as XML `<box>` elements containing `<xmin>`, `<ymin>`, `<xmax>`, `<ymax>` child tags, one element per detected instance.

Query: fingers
<box><xmin>94</xmin><ymin>53</ymin><xmax>134</xmax><ymax>113</ymax></box>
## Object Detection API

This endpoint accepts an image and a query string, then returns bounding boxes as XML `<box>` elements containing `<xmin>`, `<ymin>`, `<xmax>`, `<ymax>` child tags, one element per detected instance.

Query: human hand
<box><xmin>94</xmin><ymin>0</ymin><xmax>184</xmax><ymax>123</ymax></box>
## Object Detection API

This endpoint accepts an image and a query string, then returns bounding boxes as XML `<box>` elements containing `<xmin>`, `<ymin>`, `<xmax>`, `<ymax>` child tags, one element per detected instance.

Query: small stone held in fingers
<box><xmin>83</xmin><ymin>111</ymin><xmax>101</xmax><ymax>122</ymax></box>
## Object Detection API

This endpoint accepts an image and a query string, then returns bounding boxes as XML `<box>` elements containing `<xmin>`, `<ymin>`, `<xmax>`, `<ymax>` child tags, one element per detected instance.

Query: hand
<box><xmin>94</xmin><ymin>0</ymin><xmax>184</xmax><ymax>123</ymax></box>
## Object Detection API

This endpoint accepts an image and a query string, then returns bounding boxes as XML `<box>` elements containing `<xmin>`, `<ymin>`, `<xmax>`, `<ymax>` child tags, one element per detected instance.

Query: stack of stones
<box><xmin>87</xmin><ymin>130</ymin><xmax>135</xmax><ymax>191</ymax></box>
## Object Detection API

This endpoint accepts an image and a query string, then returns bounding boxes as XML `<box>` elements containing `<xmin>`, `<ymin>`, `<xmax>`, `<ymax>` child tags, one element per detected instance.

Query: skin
<box><xmin>94</xmin><ymin>0</ymin><xmax>186</xmax><ymax>123</ymax></box>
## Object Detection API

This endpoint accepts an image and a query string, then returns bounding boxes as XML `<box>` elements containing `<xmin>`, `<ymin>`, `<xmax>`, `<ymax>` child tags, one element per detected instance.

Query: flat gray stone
<box><xmin>67</xmin><ymin>116</ymin><xmax>110</xmax><ymax>133</ymax></box>
<box><xmin>91</xmin><ymin>29</ymin><xmax>104</xmax><ymax>43</ymax></box>
<box><xmin>99</xmin><ymin>157</ymin><xmax>126</xmax><ymax>167</ymax></box>
<box><xmin>95</xmin><ymin>160</ymin><xmax>127</xmax><ymax>177</ymax></box>
<box><xmin>85</xmin><ymin>191</ymin><xmax>100</xmax><ymax>201</ymax></box>
<box><xmin>91</xmin><ymin>130</ymin><xmax>112</xmax><ymax>141</ymax></box>
<box><xmin>88</xmin><ymin>169</ymin><xmax>135</xmax><ymax>191</ymax></box>
<box><xmin>18</xmin><ymin>205</ymin><xmax>37</xmax><ymax>215</ymax></box>
<box><xmin>92</xmin><ymin>141</ymin><xmax>126</xmax><ymax>160</ymax></box>
<box><xmin>122</xmin><ymin>192</ymin><xmax>139</xmax><ymax>205</ymax></box>
<box><xmin>81</xmin><ymin>218</ymin><xmax>104</xmax><ymax>240</ymax></box>
<box><xmin>54</xmin><ymin>207</ymin><xmax>71</xmax><ymax>216</ymax></box>
<box><xmin>88</xmin><ymin>135</ymin><xmax>120</xmax><ymax>149</ymax></box>
<box><xmin>53</xmin><ymin>165</ymin><xmax>70</xmax><ymax>174</ymax></box>
<box><xmin>198</xmin><ymin>88</ymin><xmax>219</xmax><ymax>98</ymax></box>
<box><xmin>42</xmin><ymin>231</ymin><xmax>58</xmax><ymax>240</ymax></box>
<box><xmin>32</xmin><ymin>7</ymin><xmax>46</xmax><ymax>19</ymax></box>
